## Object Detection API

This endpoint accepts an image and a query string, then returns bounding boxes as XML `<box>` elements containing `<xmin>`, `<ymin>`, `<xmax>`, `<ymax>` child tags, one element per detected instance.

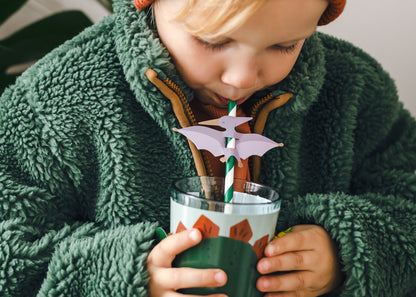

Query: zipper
<box><xmin>248</xmin><ymin>92</ymin><xmax>275</xmax><ymax>130</ymax></box>
<box><xmin>162</xmin><ymin>76</ymin><xmax>214</xmax><ymax>177</ymax></box>
<box><xmin>247</xmin><ymin>92</ymin><xmax>293</xmax><ymax>182</ymax></box>
<box><xmin>246</xmin><ymin>92</ymin><xmax>276</xmax><ymax>179</ymax></box>
<box><xmin>163</xmin><ymin>77</ymin><xmax>198</xmax><ymax>126</ymax></box>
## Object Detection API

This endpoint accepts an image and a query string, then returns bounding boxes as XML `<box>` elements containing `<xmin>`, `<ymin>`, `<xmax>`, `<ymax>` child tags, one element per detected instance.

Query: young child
<box><xmin>0</xmin><ymin>0</ymin><xmax>415</xmax><ymax>297</ymax></box>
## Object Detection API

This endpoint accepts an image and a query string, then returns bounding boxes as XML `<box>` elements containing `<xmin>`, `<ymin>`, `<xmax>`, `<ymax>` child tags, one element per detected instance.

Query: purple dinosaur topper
<box><xmin>174</xmin><ymin>115</ymin><xmax>283</xmax><ymax>166</ymax></box>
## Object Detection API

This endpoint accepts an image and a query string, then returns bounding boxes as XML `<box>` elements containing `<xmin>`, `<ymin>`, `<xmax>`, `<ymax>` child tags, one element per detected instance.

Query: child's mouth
<box><xmin>215</xmin><ymin>94</ymin><xmax>246</xmax><ymax>106</ymax></box>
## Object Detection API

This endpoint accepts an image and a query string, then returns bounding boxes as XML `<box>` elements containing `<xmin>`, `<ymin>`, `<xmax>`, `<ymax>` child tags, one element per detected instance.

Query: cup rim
<box><xmin>172</xmin><ymin>176</ymin><xmax>280</xmax><ymax>206</ymax></box>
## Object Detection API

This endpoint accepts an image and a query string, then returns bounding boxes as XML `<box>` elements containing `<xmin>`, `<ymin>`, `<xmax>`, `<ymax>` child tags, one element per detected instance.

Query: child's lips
<box><xmin>215</xmin><ymin>94</ymin><xmax>246</xmax><ymax>105</ymax></box>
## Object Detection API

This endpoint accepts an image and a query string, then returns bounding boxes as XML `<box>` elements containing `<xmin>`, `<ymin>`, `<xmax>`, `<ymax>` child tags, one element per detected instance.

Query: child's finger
<box><xmin>257</xmin><ymin>270</ymin><xmax>315</xmax><ymax>293</ymax></box>
<box><xmin>264</xmin><ymin>225</ymin><xmax>323</xmax><ymax>257</ymax></box>
<box><xmin>151</xmin><ymin>267</ymin><xmax>227</xmax><ymax>290</ymax></box>
<box><xmin>257</xmin><ymin>250</ymin><xmax>316</xmax><ymax>274</ymax></box>
<box><xmin>148</xmin><ymin>229</ymin><xmax>202</xmax><ymax>268</ymax></box>
<box><xmin>265</xmin><ymin>230</ymin><xmax>304</xmax><ymax>257</ymax></box>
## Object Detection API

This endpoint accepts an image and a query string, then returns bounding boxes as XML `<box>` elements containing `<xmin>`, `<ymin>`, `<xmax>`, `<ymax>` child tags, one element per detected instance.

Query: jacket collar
<box><xmin>112</xmin><ymin>0</ymin><xmax>193</xmax><ymax>115</ymax></box>
<box><xmin>112</xmin><ymin>0</ymin><xmax>199</xmax><ymax>178</ymax></box>
<box><xmin>274</xmin><ymin>32</ymin><xmax>327</xmax><ymax>115</ymax></box>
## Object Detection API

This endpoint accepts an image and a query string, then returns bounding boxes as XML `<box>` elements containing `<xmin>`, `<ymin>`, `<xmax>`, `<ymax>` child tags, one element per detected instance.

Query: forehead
<box><xmin>156</xmin><ymin>0</ymin><xmax>265</xmax><ymax>39</ymax></box>
<box><xmin>159</xmin><ymin>0</ymin><xmax>327</xmax><ymax>43</ymax></box>
<box><xmin>228</xmin><ymin>0</ymin><xmax>325</xmax><ymax>44</ymax></box>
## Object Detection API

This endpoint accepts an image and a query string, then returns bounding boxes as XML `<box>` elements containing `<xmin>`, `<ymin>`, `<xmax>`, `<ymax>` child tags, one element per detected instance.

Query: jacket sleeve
<box><xmin>0</xmin><ymin>77</ymin><xmax>157</xmax><ymax>297</ymax></box>
<box><xmin>281</xmin><ymin>54</ymin><xmax>416</xmax><ymax>296</ymax></box>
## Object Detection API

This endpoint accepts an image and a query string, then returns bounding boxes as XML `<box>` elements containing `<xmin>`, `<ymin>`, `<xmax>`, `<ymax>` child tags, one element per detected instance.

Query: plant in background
<box><xmin>96</xmin><ymin>0</ymin><xmax>113</xmax><ymax>12</ymax></box>
<box><xmin>0</xmin><ymin>0</ymin><xmax>112</xmax><ymax>94</ymax></box>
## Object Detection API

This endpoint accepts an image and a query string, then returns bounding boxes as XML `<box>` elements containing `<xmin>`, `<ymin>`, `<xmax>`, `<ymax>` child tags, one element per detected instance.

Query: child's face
<box><xmin>155</xmin><ymin>0</ymin><xmax>328</xmax><ymax>108</ymax></box>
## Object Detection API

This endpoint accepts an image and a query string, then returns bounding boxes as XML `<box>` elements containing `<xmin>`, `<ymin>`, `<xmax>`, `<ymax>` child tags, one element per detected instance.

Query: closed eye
<box><xmin>193</xmin><ymin>36</ymin><xmax>232</xmax><ymax>51</ymax></box>
<box><xmin>193</xmin><ymin>35</ymin><xmax>300</xmax><ymax>54</ymax></box>
<box><xmin>269</xmin><ymin>42</ymin><xmax>299</xmax><ymax>53</ymax></box>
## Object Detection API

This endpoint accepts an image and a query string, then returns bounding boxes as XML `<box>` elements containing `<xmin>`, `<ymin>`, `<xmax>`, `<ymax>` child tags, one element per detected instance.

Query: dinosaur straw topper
<box><xmin>174</xmin><ymin>115</ymin><xmax>283</xmax><ymax>166</ymax></box>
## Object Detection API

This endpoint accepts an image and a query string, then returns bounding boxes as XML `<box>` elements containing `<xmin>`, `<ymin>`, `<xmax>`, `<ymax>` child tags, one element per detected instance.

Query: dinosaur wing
<box><xmin>236</xmin><ymin>134</ymin><xmax>280</xmax><ymax>160</ymax></box>
<box><xmin>175</xmin><ymin>126</ymin><xmax>226</xmax><ymax>157</ymax></box>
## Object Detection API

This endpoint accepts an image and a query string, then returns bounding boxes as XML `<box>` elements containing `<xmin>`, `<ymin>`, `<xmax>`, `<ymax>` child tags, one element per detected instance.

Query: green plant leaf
<box><xmin>0</xmin><ymin>10</ymin><xmax>93</xmax><ymax>93</ymax></box>
<box><xmin>0</xmin><ymin>0</ymin><xmax>27</xmax><ymax>25</ymax></box>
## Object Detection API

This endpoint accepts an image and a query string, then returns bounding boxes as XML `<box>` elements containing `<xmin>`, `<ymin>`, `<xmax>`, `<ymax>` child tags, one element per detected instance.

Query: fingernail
<box><xmin>259</xmin><ymin>260</ymin><xmax>270</xmax><ymax>272</ymax></box>
<box><xmin>261</xmin><ymin>278</ymin><xmax>270</xmax><ymax>290</ymax></box>
<box><xmin>214</xmin><ymin>271</ymin><xmax>227</xmax><ymax>284</ymax></box>
<box><xmin>265</xmin><ymin>245</ymin><xmax>274</xmax><ymax>256</ymax></box>
<box><xmin>189</xmin><ymin>229</ymin><xmax>200</xmax><ymax>242</ymax></box>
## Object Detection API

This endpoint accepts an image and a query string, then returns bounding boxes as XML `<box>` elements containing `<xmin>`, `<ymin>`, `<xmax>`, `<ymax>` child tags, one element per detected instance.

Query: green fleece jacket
<box><xmin>1</xmin><ymin>0</ymin><xmax>415</xmax><ymax>296</ymax></box>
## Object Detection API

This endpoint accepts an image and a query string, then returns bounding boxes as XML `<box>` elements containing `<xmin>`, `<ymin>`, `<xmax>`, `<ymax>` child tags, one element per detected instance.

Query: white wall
<box><xmin>318</xmin><ymin>1</ymin><xmax>416</xmax><ymax>116</ymax></box>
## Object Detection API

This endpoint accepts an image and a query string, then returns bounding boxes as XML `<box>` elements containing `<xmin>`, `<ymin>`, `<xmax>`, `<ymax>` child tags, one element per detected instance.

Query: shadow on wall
<box><xmin>0</xmin><ymin>0</ymin><xmax>112</xmax><ymax>94</ymax></box>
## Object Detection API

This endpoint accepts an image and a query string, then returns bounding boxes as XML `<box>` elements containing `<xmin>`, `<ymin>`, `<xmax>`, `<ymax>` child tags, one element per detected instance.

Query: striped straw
<box><xmin>224</xmin><ymin>100</ymin><xmax>237</xmax><ymax>203</ymax></box>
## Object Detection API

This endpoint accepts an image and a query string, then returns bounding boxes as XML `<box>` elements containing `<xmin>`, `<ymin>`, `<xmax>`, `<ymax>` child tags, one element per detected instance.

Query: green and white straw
<box><xmin>224</xmin><ymin>100</ymin><xmax>237</xmax><ymax>203</ymax></box>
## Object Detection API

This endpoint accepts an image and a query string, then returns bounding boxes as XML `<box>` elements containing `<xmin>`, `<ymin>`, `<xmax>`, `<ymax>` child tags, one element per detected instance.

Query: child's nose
<box><xmin>221</xmin><ymin>55</ymin><xmax>260</xmax><ymax>90</ymax></box>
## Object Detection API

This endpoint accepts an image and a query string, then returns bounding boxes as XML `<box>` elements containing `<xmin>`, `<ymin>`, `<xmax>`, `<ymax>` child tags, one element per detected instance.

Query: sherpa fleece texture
<box><xmin>1</xmin><ymin>0</ymin><xmax>416</xmax><ymax>296</ymax></box>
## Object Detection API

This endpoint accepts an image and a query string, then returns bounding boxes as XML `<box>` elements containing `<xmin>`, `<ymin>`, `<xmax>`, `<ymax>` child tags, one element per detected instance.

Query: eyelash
<box><xmin>269</xmin><ymin>43</ymin><xmax>299</xmax><ymax>53</ymax></box>
<box><xmin>194</xmin><ymin>37</ymin><xmax>231</xmax><ymax>51</ymax></box>
<box><xmin>194</xmin><ymin>36</ymin><xmax>298</xmax><ymax>53</ymax></box>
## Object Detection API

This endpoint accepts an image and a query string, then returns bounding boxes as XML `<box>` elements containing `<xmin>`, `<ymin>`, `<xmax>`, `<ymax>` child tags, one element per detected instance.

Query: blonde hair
<box><xmin>167</xmin><ymin>0</ymin><xmax>267</xmax><ymax>38</ymax></box>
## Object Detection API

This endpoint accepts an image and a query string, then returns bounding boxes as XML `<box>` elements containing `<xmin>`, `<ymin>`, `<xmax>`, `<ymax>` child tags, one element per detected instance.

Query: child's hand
<box><xmin>256</xmin><ymin>225</ymin><xmax>344</xmax><ymax>297</ymax></box>
<box><xmin>147</xmin><ymin>228</ymin><xmax>228</xmax><ymax>297</ymax></box>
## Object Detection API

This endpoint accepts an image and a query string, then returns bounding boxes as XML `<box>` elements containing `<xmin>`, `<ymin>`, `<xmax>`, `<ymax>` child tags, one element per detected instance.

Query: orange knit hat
<box><xmin>318</xmin><ymin>0</ymin><xmax>346</xmax><ymax>25</ymax></box>
<box><xmin>134</xmin><ymin>0</ymin><xmax>346</xmax><ymax>26</ymax></box>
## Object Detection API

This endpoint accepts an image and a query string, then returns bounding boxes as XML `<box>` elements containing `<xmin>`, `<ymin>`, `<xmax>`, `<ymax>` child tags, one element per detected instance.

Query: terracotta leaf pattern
<box><xmin>252</xmin><ymin>235</ymin><xmax>269</xmax><ymax>259</ymax></box>
<box><xmin>229</xmin><ymin>219</ymin><xmax>253</xmax><ymax>243</ymax></box>
<box><xmin>192</xmin><ymin>214</ymin><xmax>220</xmax><ymax>238</ymax></box>
<box><xmin>176</xmin><ymin>215</ymin><xmax>269</xmax><ymax>256</ymax></box>
<box><xmin>176</xmin><ymin>221</ymin><xmax>187</xmax><ymax>233</ymax></box>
